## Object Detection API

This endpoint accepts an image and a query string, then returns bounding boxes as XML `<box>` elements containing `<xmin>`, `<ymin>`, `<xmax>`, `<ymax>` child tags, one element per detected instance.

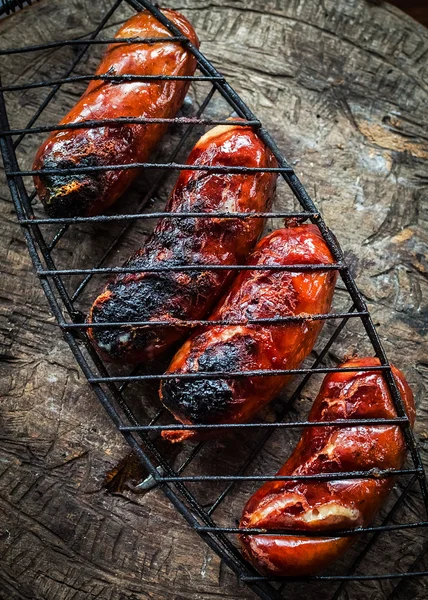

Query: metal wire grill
<box><xmin>0</xmin><ymin>1</ymin><xmax>427</xmax><ymax>599</ymax></box>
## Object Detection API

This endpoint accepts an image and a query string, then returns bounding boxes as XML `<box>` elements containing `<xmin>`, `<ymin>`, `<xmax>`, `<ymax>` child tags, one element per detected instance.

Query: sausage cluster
<box><xmin>33</xmin><ymin>10</ymin><xmax>198</xmax><ymax>217</ymax></box>
<box><xmin>33</xmin><ymin>8</ymin><xmax>415</xmax><ymax>581</ymax></box>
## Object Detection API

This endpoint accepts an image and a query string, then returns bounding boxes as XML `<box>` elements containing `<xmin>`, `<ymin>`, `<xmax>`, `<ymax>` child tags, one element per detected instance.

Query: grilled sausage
<box><xmin>88</xmin><ymin>123</ymin><xmax>277</xmax><ymax>363</ymax></box>
<box><xmin>33</xmin><ymin>10</ymin><xmax>198</xmax><ymax>217</ymax></box>
<box><xmin>160</xmin><ymin>224</ymin><xmax>338</xmax><ymax>442</ymax></box>
<box><xmin>239</xmin><ymin>357</ymin><xmax>415</xmax><ymax>577</ymax></box>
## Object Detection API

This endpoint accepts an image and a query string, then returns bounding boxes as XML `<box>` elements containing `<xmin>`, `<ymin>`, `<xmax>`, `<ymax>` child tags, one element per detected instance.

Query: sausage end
<box><xmin>34</xmin><ymin>156</ymin><xmax>104</xmax><ymax>218</ymax></box>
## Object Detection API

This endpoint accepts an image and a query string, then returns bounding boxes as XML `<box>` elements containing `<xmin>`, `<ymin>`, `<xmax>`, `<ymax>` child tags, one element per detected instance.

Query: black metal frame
<box><xmin>0</xmin><ymin>1</ymin><xmax>427</xmax><ymax>599</ymax></box>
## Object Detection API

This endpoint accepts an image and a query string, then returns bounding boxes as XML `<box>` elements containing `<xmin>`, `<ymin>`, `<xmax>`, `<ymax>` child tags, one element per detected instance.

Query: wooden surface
<box><xmin>1</xmin><ymin>1</ymin><xmax>428</xmax><ymax>599</ymax></box>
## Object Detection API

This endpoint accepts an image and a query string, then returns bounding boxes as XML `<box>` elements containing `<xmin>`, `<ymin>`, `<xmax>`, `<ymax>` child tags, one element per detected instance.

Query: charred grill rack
<box><xmin>0</xmin><ymin>1</ymin><xmax>428</xmax><ymax>598</ymax></box>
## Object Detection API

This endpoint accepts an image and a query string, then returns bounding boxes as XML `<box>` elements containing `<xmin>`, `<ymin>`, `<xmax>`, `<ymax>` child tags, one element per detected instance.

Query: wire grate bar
<box><xmin>62</xmin><ymin>311</ymin><xmax>369</xmax><ymax>329</ymax></box>
<box><xmin>0</xmin><ymin>36</ymin><xmax>187</xmax><ymax>55</ymax></box>
<box><xmin>197</xmin><ymin>520</ymin><xmax>428</xmax><ymax>537</ymax></box>
<box><xmin>147</xmin><ymin>408</ymin><xmax>165</xmax><ymax>425</ymax></box>
<box><xmin>47</xmin><ymin>224</ymin><xmax>69</xmax><ymax>251</ymax></box>
<box><xmin>0</xmin><ymin>117</ymin><xmax>260</xmax><ymax>137</ymax></box>
<box><xmin>11</xmin><ymin>164</ymin><xmax>295</xmax><ymax>177</ymax></box>
<box><xmin>119</xmin><ymin>417</ymin><xmax>409</xmax><ymax>432</ymax></box>
<box><xmin>19</xmin><ymin>211</ymin><xmax>317</xmax><ymax>225</ymax></box>
<box><xmin>0</xmin><ymin>73</ymin><xmax>225</xmax><ymax>93</ymax></box>
<box><xmin>177</xmin><ymin>442</ymin><xmax>206</xmax><ymax>475</ymax></box>
<box><xmin>87</xmin><ymin>365</ymin><xmax>391</xmax><ymax>383</ymax></box>
<box><xmin>37</xmin><ymin>263</ymin><xmax>343</xmax><ymax>276</ymax></box>
<box><xmin>157</xmin><ymin>468</ymin><xmax>420</xmax><ymax>483</ymax></box>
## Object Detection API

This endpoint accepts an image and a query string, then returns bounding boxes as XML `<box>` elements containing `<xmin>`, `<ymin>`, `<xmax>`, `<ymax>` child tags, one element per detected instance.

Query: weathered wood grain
<box><xmin>0</xmin><ymin>1</ymin><xmax>427</xmax><ymax>599</ymax></box>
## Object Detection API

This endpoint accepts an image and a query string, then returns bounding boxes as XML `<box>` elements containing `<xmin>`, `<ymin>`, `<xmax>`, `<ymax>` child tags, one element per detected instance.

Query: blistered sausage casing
<box><xmin>33</xmin><ymin>10</ymin><xmax>198</xmax><ymax>217</ymax></box>
<box><xmin>239</xmin><ymin>357</ymin><xmax>415</xmax><ymax>576</ymax></box>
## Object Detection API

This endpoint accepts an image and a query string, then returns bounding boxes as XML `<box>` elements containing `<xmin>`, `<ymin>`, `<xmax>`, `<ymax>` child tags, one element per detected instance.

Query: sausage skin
<box><xmin>33</xmin><ymin>10</ymin><xmax>198</xmax><ymax>217</ymax></box>
<box><xmin>87</xmin><ymin>123</ymin><xmax>277</xmax><ymax>363</ymax></box>
<box><xmin>160</xmin><ymin>225</ymin><xmax>338</xmax><ymax>442</ymax></box>
<box><xmin>239</xmin><ymin>357</ymin><xmax>415</xmax><ymax>577</ymax></box>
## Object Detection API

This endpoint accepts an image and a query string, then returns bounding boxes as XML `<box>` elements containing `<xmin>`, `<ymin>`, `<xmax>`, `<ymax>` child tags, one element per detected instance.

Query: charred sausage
<box><xmin>33</xmin><ymin>10</ymin><xmax>198</xmax><ymax>217</ymax></box>
<box><xmin>88</xmin><ymin>123</ymin><xmax>277</xmax><ymax>363</ymax></box>
<box><xmin>160</xmin><ymin>224</ymin><xmax>338</xmax><ymax>442</ymax></box>
<box><xmin>239</xmin><ymin>357</ymin><xmax>415</xmax><ymax>577</ymax></box>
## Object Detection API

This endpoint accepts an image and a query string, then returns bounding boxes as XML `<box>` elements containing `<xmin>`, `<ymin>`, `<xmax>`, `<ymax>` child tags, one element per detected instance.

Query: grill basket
<box><xmin>0</xmin><ymin>1</ymin><xmax>427</xmax><ymax>599</ymax></box>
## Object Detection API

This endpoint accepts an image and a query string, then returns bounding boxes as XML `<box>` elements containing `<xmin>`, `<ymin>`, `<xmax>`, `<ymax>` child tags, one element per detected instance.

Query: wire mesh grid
<box><xmin>0</xmin><ymin>0</ymin><xmax>427</xmax><ymax>598</ymax></box>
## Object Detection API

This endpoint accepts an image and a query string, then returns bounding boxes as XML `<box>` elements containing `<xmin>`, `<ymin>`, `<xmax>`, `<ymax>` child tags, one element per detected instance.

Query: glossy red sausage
<box><xmin>33</xmin><ymin>10</ymin><xmax>198</xmax><ymax>217</ymax></box>
<box><xmin>160</xmin><ymin>225</ymin><xmax>338</xmax><ymax>442</ymax></box>
<box><xmin>239</xmin><ymin>357</ymin><xmax>415</xmax><ymax>577</ymax></box>
<box><xmin>87</xmin><ymin>123</ymin><xmax>277</xmax><ymax>363</ymax></box>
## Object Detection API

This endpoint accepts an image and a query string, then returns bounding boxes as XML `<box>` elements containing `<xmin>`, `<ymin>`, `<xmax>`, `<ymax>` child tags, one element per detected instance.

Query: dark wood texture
<box><xmin>1</xmin><ymin>1</ymin><xmax>428</xmax><ymax>599</ymax></box>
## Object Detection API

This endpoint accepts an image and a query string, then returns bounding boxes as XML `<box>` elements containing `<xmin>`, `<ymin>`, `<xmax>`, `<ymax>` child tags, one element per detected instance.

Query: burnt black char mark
<box><xmin>90</xmin><ymin>217</ymin><xmax>230</xmax><ymax>358</ymax></box>
<box><xmin>162</xmin><ymin>377</ymin><xmax>233</xmax><ymax>424</ymax></box>
<box><xmin>38</xmin><ymin>156</ymin><xmax>103</xmax><ymax>218</ymax></box>
<box><xmin>90</xmin><ymin>275</ymin><xmax>187</xmax><ymax>360</ymax></box>
<box><xmin>162</xmin><ymin>336</ymin><xmax>257</xmax><ymax>424</ymax></box>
